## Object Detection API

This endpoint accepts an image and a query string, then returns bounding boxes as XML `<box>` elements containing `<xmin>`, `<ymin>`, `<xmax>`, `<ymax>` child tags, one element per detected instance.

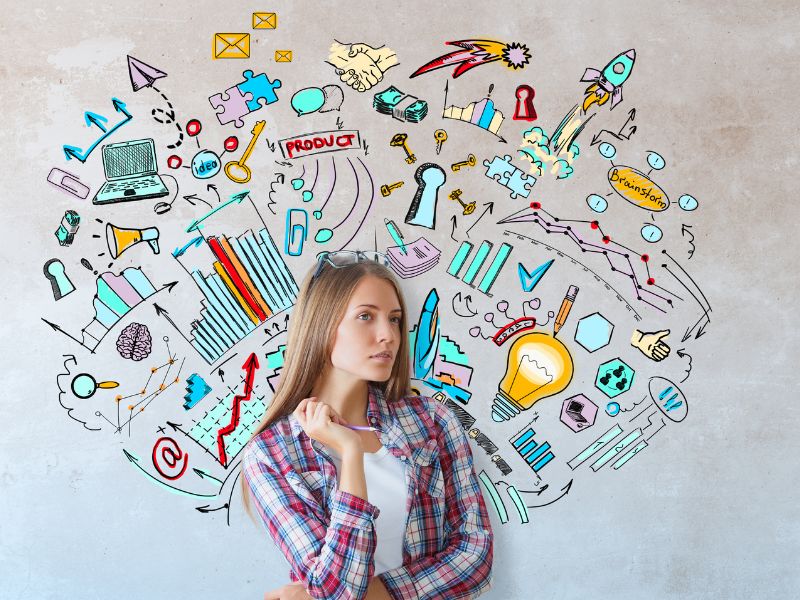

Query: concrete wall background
<box><xmin>1</xmin><ymin>1</ymin><xmax>797</xmax><ymax>598</ymax></box>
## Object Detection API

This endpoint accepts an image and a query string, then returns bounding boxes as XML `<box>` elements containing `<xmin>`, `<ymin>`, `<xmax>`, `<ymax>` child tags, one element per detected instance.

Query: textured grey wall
<box><xmin>1</xmin><ymin>0</ymin><xmax>798</xmax><ymax>598</ymax></box>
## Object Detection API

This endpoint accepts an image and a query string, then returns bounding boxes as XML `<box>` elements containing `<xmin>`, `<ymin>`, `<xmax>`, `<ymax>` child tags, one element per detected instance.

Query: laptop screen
<box><xmin>103</xmin><ymin>140</ymin><xmax>156</xmax><ymax>179</ymax></box>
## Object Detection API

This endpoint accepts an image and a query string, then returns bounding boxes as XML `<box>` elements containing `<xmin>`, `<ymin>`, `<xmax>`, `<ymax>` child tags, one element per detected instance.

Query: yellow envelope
<box><xmin>213</xmin><ymin>33</ymin><xmax>250</xmax><ymax>59</ymax></box>
<box><xmin>275</xmin><ymin>50</ymin><xmax>293</xmax><ymax>63</ymax></box>
<box><xmin>252</xmin><ymin>12</ymin><xmax>277</xmax><ymax>29</ymax></box>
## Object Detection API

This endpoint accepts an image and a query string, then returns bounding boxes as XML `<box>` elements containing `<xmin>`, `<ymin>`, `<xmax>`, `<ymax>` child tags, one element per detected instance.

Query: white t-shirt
<box><xmin>327</xmin><ymin>445</ymin><xmax>409</xmax><ymax>575</ymax></box>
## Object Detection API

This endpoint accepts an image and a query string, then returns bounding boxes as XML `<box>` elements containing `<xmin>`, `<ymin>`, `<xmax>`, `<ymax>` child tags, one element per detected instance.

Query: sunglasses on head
<box><xmin>311</xmin><ymin>250</ymin><xmax>391</xmax><ymax>281</ymax></box>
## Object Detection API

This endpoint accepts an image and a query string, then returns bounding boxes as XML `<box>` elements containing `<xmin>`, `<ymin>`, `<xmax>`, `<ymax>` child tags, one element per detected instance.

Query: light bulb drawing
<box><xmin>491</xmin><ymin>331</ymin><xmax>574</xmax><ymax>422</ymax></box>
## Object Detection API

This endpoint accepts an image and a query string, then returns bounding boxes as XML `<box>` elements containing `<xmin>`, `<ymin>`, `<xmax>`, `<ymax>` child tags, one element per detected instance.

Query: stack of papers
<box><xmin>386</xmin><ymin>237</ymin><xmax>440</xmax><ymax>278</ymax></box>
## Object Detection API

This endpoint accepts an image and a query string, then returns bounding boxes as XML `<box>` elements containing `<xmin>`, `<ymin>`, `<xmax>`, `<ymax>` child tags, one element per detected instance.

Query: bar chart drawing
<box><xmin>81</xmin><ymin>268</ymin><xmax>158</xmax><ymax>351</ymax></box>
<box><xmin>443</xmin><ymin>85</ymin><xmax>505</xmax><ymax>141</ymax></box>
<box><xmin>447</xmin><ymin>240</ymin><xmax>513</xmax><ymax>296</ymax></box>
<box><xmin>182</xmin><ymin>227</ymin><xmax>298</xmax><ymax>364</ymax></box>
<box><xmin>511</xmin><ymin>427</ymin><xmax>555</xmax><ymax>473</ymax></box>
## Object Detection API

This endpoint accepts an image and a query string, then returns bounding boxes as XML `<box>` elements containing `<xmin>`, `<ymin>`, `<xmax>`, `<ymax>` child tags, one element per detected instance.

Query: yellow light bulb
<box><xmin>491</xmin><ymin>331</ymin><xmax>574</xmax><ymax>422</ymax></box>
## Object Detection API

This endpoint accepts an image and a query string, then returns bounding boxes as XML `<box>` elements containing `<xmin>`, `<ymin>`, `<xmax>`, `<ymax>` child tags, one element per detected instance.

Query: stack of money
<box><xmin>373</xmin><ymin>86</ymin><xmax>428</xmax><ymax>123</ymax></box>
<box><xmin>54</xmin><ymin>210</ymin><xmax>80</xmax><ymax>246</ymax></box>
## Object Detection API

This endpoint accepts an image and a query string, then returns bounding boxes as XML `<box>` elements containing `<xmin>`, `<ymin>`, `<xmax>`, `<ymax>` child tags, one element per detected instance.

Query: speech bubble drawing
<box><xmin>291</xmin><ymin>87</ymin><xmax>325</xmax><ymax>116</ymax></box>
<box><xmin>319</xmin><ymin>85</ymin><xmax>344</xmax><ymax>112</ymax></box>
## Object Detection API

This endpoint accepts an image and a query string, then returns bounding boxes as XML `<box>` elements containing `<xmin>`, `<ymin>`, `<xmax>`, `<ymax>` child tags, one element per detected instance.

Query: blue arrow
<box><xmin>63</xmin><ymin>144</ymin><xmax>86</xmax><ymax>162</ymax></box>
<box><xmin>84</xmin><ymin>111</ymin><xmax>108</xmax><ymax>132</ymax></box>
<box><xmin>172</xmin><ymin>235</ymin><xmax>205</xmax><ymax>258</ymax></box>
<box><xmin>111</xmin><ymin>97</ymin><xmax>131</xmax><ymax>118</ymax></box>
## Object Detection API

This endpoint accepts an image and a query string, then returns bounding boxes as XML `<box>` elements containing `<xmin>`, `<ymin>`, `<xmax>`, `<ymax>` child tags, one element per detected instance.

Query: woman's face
<box><xmin>329</xmin><ymin>275</ymin><xmax>403</xmax><ymax>383</ymax></box>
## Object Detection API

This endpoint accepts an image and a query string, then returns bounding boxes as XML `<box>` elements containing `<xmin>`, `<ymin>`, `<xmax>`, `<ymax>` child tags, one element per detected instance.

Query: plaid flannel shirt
<box><xmin>242</xmin><ymin>385</ymin><xmax>494</xmax><ymax>600</ymax></box>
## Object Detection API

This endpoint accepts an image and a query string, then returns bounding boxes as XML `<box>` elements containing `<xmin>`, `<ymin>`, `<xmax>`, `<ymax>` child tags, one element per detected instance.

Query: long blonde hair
<box><xmin>241</xmin><ymin>258</ymin><xmax>411</xmax><ymax>515</ymax></box>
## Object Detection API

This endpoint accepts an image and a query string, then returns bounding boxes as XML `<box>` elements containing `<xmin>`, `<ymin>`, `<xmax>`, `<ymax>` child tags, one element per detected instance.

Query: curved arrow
<box><xmin>526</xmin><ymin>479</ymin><xmax>573</xmax><ymax>509</ymax></box>
<box><xmin>452</xmin><ymin>292</ymin><xmax>478</xmax><ymax>318</ymax></box>
<box><xmin>186</xmin><ymin>191</ymin><xmax>248</xmax><ymax>232</ymax></box>
<box><xmin>123</xmin><ymin>449</ymin><xmax>216</xmax><ymax>498</ymax></box>
<box><xmin>676</xmin><ymin>348</ymin><xmax>693</xmax><ymax>383</ymax></box>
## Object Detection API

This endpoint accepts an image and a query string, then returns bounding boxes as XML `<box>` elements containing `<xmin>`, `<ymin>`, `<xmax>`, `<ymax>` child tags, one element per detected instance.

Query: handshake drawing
<box><xmin>327</xmin><ymin>41</ymin><xmax>398</xmax><ymax>92</ymax></box>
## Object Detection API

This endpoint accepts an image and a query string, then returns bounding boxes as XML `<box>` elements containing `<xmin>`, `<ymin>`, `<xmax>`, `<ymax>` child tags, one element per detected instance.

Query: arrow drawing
<box><xmin>153</xmin><ymin>303</ymin><xmax>192</xmax><ymax>346</ymax></box>
<box><xmin>186</xmin><ymin>190</ymin><xmax>248</xmax><ymax>232</ymax></box>
<box><xmin>451</xmin><ymin>292</ymin><xmax>478</xmax><ymax>317</ymax></box>
<box><xmin>589</xmin><ymin>108</ymin><xmax>637</xmax><ymax>146</ymax></box>
<box><xmin>216</xmin><ymin>353</ymin><xmax>260</xmax><ymax>467</ymax></box>
<box><xmin>63</xmin><ymin>98</ymin><xmax>133</xmax><ymax>162</ymax></box>
<box><xmin>122</xmin><ymin>449</ymin><xmax>216</xmax><ymax>499</ymax></box>
<box><xmin>526</xmin><ymin>479</ymin><xmax>574</xmax><ymax>509</ymax></box>
<box><xmin>465</xmin><ymin>202</ymin><xmax>494</xmax><ymax>238</ymax></box>
<box><xmin>681</xmin><ymin>224</ymin><xmax>695</xmax><ymax>259</ymax></box>
<box><xmin>676</xmin><ymin>348</ymin><xmax>693</xmax><ymax>382</ymax></box>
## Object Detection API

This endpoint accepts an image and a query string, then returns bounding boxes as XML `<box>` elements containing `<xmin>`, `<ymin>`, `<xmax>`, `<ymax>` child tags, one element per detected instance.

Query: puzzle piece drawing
<box><xmin>209</xmin><ymin>85</ymin><xmax>253</xmax><ymax>128</ymax></box>
<box><xmin>483</xmin><ymin>155</ymin><xmax>515</xmax><ymax>183</ymax></box>
<box><xmin>505</xmin><ymin>169</ymin><xmax>535</xmax><ymax>199</ymax></box>
<box><xmin>483</xmin><ymin>154</ymin><xmax>535</xmax><ymax>199</ymax></box>
<box><xmin>238</xmin><ymin>70</ymin><xmax>282</xmax><ymax>111</ymax></box>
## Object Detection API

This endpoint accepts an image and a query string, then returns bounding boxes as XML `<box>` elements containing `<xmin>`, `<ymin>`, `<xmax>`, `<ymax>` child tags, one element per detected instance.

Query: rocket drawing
<box><xmin>581</xmin><ymin>49</ymin><xmax>636</xmax><ymax>112</ymax></box>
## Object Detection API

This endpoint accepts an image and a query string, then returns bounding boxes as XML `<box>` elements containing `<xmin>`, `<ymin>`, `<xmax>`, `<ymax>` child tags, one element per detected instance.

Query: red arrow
<box><xmin>216</xmin><ymin>353</ymin><xmax>260</xmax><ymax>467</ymax></box>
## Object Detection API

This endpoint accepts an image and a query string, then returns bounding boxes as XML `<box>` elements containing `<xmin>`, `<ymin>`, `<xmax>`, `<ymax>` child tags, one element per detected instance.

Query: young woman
<box><xmin>242</xmin><ymin>251</ymin><xmax>494</xmax><ymax>600</ymax></box>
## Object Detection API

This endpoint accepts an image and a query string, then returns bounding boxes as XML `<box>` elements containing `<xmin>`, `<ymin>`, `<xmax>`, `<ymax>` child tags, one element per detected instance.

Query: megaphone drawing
<box><xmin>106</xmin><ymin>223</ymin><xmax>160</xmax><ymax>259</ymax></box>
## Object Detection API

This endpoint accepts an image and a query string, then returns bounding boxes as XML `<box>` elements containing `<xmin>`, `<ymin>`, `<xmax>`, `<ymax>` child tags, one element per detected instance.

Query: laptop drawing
<box><xmin>92</xmin><ymin>138</ymin><xmax>169</xmax><ymax>205</ymax></box>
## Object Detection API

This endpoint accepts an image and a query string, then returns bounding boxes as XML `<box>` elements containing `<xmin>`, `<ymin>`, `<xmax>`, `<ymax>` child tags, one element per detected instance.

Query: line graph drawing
<box><xmin>95</xmin><ymin>336</ymin><xmax>184</xmax><ymax>435</ymax></box>
<box><xmin>499</xmin><ymin>204</ymin><xmax>678</xmax><ymax>315</ymax></box>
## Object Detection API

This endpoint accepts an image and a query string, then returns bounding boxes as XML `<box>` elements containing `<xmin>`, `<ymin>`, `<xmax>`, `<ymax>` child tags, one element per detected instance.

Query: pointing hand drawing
<box><xmin>630</xmin><ymin>328</ymin><xmax>671</xmax><ymax>361</ymax></box>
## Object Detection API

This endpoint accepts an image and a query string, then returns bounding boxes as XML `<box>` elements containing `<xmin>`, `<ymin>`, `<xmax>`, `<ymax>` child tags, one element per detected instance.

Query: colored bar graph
<box><xmin>613</xmin><ymin>440</ymin><xmax>648</xmax><ymax>470</ymax></box>
<box><xmin>220</xmin><ymin>237</ymin><xmax>271</xmax><ymax>318</ymax></box>
<box><xmin>513</xmin><ymin>429</ymin><xmax>534</xmax><ymax>448</ymax></box>
<box><xmin>532</xmin><ymin>452</ymin><xmax>554</xmax><ymax>472</ymax></box>
<box><xmin>448</xmin><ymin>241</ymin><xmax>473</xmax><ymax>277</ymax></box>
<box><xmin>463</xmin><ymin>241</ymin><xmax>492</xmax><ymax>285</ymax></box>
<box><xmin>567</xmin><ymin>424</ymin><xmax>624</xmax><ymax>470</ymax></box>
<box><xmin>477</xmin><ymin>242</ymin><xmax>512</xmax><ymax>294</ymax></box>
<box><xmin>526</xmin><ymin>441</ymin><xmax>551</xmax><ymax>466</ymax></box>
<box><xmin>208</xmin><ymin>237</ymin><xmax>267</xmax><ymax>321</ymax></box>
<box><xmin>182</xmin><ymin>227</ymin><xmax>298</xmax><ymax>364</ymax></box>
<box><xmin>590</xmin><ymin>429</ymin><xmax>643</xmax><ymax>472</ymax></box>
<box><xmin>214</xmin><ymin>261</ymin><xmax>260</xmax><ymax>325</ymax></box>
<box><xmin>512</xmin><ymin>428</ymin><xmax>555</xmax><ymax>474</ymax></box>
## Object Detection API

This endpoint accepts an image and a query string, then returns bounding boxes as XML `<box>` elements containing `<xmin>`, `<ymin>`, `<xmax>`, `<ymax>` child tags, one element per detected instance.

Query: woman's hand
<box><xmin>264</xmin><ymin>582</ymin><xmax>314</xmax><ymax>600</ymax></box>
<box><xmin>294</xmin><ymin>397</ymin><xmax>363</xmax><ymax>455</ymax></box>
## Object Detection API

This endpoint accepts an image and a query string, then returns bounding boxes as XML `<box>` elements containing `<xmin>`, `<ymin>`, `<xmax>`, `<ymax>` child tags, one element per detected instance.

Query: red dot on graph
<box><xmin>167</xmin><ymin>155</ymin><xmax>182</xmax><ymax>169</ymax></box>
<box><xmin>641</xmin><ymin>254</ymin><xmax>650</xmax><ymax>262</ymax></box>
<box><xmin>529</xmin><ymin>201</ymin><xmax>541</xmax><ymax>209</ymax></box>
<box><xmin>602</xmin><ymin>235</ymin><xmax>611</xmax><ymax>243</ymax></box>
<box><xmin>591</xmin><ymin>221</ymin><xmax>599</xmax><ymax>229</ymax></box>
<box><xmin>224</xmin><ymin>136</ymin><xmax>239</xmax><ymax>152</ymax></box>
<box><xmin>186</xmin><ymin>119</ymin><xmax>202</xmax><ymax>136</ymax></box>
<box><xmin>647</xmin><ymin>277</ymin><xmax>655</xmax><ymax>285</ymax></box>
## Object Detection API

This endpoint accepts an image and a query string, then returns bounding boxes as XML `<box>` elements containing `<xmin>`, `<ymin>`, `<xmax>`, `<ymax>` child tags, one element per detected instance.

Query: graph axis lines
<box><xmin>502</xmin><ymin>230</ymin><xmax>643</xmax><ymax>321</ymax></box>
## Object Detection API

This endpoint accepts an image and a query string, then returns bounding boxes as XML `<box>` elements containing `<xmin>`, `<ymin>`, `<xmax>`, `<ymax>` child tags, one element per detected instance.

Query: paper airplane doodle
<box><xmin>127</xmin><ymin>55</ymin><xmax>168</xmax><ymax>91</ymax></box>
<box><xmin>62</xmin><ymin>98</ymin><xmax>133</xmax><ymax>162</ymax></box>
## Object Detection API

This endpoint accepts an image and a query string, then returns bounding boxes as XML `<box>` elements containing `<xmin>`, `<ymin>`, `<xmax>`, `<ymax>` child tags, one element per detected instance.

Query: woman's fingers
<box><xmin>263</xmin><ymin>586</ymin><xmax>281</xmax><ymax>600</ymax></box>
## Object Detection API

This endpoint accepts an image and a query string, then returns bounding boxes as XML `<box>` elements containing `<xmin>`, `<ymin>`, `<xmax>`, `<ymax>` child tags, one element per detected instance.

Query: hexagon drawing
<box><xmin>574</xmin><ymin>312</ymin><xmax>614</xmax><ymax>352</ymax></box>
<box><xmin>560</xmin><ymin>394</ymin><xmax>598</xmax><ymax>432</ymax></box>
<box><xmin>595</xmin><ymin>358</ymin><xmax>635</xmax><ymax>398</ymax></box>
